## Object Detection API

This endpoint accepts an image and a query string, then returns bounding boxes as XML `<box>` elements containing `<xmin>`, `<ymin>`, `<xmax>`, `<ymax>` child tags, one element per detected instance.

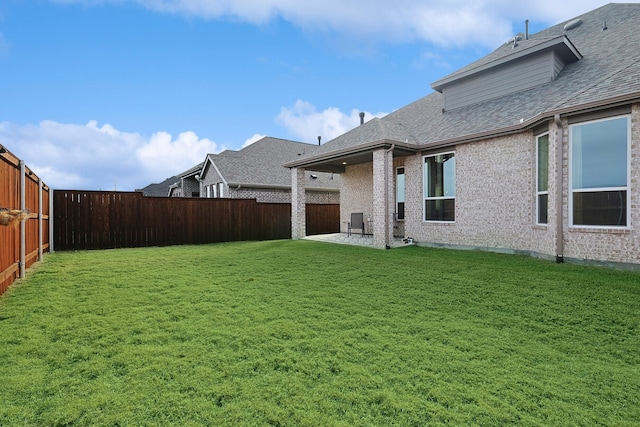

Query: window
<box><xmin>217</xmin><ymin>182</ymin><xmax>224</xmax><ymax>198</ymax></box>
<box><xmin>396</xmin><ymin>167</ymin><xmax>405</xmax><ymax>220</ymax></box>
<box><xmin>570</xmin><ymin>116</ymin><xmax>629</xmax><ymax>227</ymax></box>
<box><xmin>424</xmin><ymin>152</ymin><xmax>456</xmax><ymax>221</ymax></box>
<box><xmin>536</xmin><ymin>133</ymin><xmax>549</xmax><ymax>224</ymax></box>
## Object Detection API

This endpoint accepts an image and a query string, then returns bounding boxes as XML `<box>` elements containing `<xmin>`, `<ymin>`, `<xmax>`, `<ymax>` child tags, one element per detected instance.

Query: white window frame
<box><xmin>423</xmin><ymin>151</ymin><xmax>456</xmax><ymax>223</ymax></box>
<box><xmin>536</xmin><ymin>133</ymin><xmax>549</xmax><ymax>225</ymax></box>
<box><xmin>568</xmin><ymin>115</ymin><xmax>631</xmax><ymax>229</ymax></box>
<box><xmin>396</xmin><ymin>167</ymin><xmax>405</xmax><ymax>221</ymax></box>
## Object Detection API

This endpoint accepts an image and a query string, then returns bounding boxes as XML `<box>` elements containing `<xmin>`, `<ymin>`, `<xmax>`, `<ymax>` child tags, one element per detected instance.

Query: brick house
<box><xmin>286</xmin><ymin>3</ymin><xmax>640</xmax><ymax>266</ymax></box>
<box><xmin>168</xmin><ymin>163</ymin><xmax>204</xmax><ymax>197</ymax></box>
<box><xmin>175</xmin><ymin>136</ymin><xmax>340</xmax><ymax>204</ymax></box>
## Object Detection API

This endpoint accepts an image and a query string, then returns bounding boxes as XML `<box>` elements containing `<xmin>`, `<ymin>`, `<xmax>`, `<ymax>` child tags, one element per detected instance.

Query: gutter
<box><xmin>419</xmin><ymin>93</ymin><xmax>640</xmax><ymax>151</ymax></box>
<box><xmin>283</xmin><ymin>139</ymin><xmax>415</xmax><ymax>169</ymax></box>
<box><xmin>226</xmin><ymin>182</ymin><xmax>340</xmax><ymax>192</ymax></box>
<box><xmin>285</xmin><ymin>92</ymin><xmax>640</xmax><ymax>171</ymax></box>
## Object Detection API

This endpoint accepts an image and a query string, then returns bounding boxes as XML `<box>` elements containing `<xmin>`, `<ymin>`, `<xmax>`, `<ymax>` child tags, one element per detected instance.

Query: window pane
<box><xmin>538</xmin><ymin>194</ymin><xmax>548</xmax><ymax>224</ymax></box>
<box><xmin>397</xmin><ymin>202</ymin><xmax>405</xmax><ymax>220</ymax></box>
<box><xmin>572</xmin><ymin>117</ymin><xmax>627</xmax><ymax>189</ymax></box>
<box><xmin>396</xmin><ymin>168</ymin><xmax>405</xmax><ymax>203</ymax></box>
<box><xmin>443</xmin><ymin>155</ymin><xmax>455</xmax><ymax>197</ymax></box>
<box><xmin>573</xmin><ymin>191</ymin><xmax>626</xmax><ymax>226</ymax></box>
<box><xmin>425</xmin><ymin>154</ymin><xmax>455</xmax><ymax>197</ymax></box>
<box><xmin>537</xmin><ymin>134</ymin><xmax>549</xmax><ymax>192</ymax></box>
<box><xmin>426</xmin><ymin>199</ymin><xmax>455</xmax><ymax>221</ymax></box>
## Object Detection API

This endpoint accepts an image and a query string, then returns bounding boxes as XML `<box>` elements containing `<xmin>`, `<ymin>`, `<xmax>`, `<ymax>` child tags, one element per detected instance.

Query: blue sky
<box><xmin>0</xmin><ymin>0</ymin><xmax>627</xmax><ymax>191</ymax></box>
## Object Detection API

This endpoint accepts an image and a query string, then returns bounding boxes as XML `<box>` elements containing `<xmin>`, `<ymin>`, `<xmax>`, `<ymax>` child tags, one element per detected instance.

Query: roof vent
<box><xmin>505</xmin><ymin>32</ymin><xmax>523</xmax><ymax>46</ymax></box>
<box><xmin>564</xmin><ymin>18</ymin><xmax>582</xmax><ymax>31</ymax></box>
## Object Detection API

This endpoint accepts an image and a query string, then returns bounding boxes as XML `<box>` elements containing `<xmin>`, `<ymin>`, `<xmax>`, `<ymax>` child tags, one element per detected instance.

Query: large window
<box><xmin>570</xmin><ymin>116</ymin><xmax>629</xmax><ymax>227</ymax></box>
<box><xmin>536</xmin><ymin>133</ymin><xmax>549</xmax><ymax>224</ymax></box>
<box><xmin>396</xmin><ymin>167</ymin><xmax>405</xmax><ymax>220</ymax></box>
<box><xmin>424</xmin><ymin>152</ymin><xmax>456</xmax><ymax>221</ymax></box>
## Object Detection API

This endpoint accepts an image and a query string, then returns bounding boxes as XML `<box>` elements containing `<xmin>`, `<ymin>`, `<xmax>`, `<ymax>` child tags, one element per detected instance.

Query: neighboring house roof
<box><xmin>137</xmin><ymin>176</ymin><xmax>179</xmax><ymax>197</ymax></box>
<box><xmin>286</xmin><ymin>3</ymin><xmax>640</xmax><ymax>172</ymax></box>
<box><xmin>178</xmin><ymin>162</ymin><xmax>205</xmax><ymax>179</ymax></box>
<box><xmin>203</xmin><ymin>136</ymin><xmax>340</xmax><ymax>191</ymax></box>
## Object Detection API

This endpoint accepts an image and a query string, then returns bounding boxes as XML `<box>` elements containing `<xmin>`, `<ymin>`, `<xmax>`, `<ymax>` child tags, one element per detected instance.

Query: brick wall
<box><xmin>200</xmin><ymin>162</ymin><xmax>223</xmax><ymax>197</ymax></box>
<box><xmin>226</xmin><ymin>187</ymin><xmax>338</xmax><ymax>204</ymax></box>
<box><xmin>182</xmin><ymin>177</ymin><xmax>200</xmax><ymax>197</ymax></box>
<box><xmin>562</xmin><ymin>104</ymin><xmax>640</xmax><ymax>265</ymax></box>
<box><xmin>404</xmin><ymin>133</ymin><xmax>541</xmax><ymax>253</ymax></box>
<box><xmin>339</xmin><ymin>163</ymin><xmax>374</xmax><ymax>233</ymax></box>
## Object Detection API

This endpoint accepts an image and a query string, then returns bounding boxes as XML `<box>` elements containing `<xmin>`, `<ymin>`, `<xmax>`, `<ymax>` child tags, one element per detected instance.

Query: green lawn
<box><xmin>1</xmin><ymin>240</ymin><xmax>639</xmax><ymax>426</ymax></box>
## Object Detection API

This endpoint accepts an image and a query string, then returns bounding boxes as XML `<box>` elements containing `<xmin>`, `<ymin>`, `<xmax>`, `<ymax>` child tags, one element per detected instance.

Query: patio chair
<box><xmin>348</xmin><ymin>212</ymin><xmax>365</xmax><ymax>237</ymax></box>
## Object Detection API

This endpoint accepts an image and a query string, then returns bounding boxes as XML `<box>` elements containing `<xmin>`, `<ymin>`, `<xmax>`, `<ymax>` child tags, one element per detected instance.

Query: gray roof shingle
<box><xmin>289</xmin><ymin>3</ymin><xmax>640</xmax><ymax>167</ymax></box>
<box><xmin>208</xmin><ymin>137</ymin><xmax>340</xmax><ymax>189</ymax></box>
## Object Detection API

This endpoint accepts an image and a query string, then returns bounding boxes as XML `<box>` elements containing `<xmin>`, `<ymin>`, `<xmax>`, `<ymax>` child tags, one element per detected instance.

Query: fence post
<box><xmin>38</xmin><ymin>179</ymin><xmax>43</xmax><ymax>261</ymax></box>
<box><xmin>49</xmin><ymin>189</ymin><xmax>54</xmax><ymax>253</ymax></box>
<box><xmin>19</xmin><ymin>160</ymin><xmax>26</xmax><ymax>278</ymax></box>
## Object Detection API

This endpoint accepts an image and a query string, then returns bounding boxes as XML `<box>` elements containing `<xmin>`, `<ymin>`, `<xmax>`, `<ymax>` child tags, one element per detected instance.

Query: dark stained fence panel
<box><xmin>306</xmin><ymin>203</ymin><xmax>340</xmax><ymax>235</ymax></box>
<box><xmin>54</xmin><ymin>191</ymin><xmax>338</xmax><ymax>251</ymax></box>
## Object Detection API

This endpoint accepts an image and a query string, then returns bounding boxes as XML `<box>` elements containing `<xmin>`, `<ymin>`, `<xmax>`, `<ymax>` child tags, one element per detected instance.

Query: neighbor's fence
<box><xmin>53</xmin><ymin>190</ymin><xmax>339</xmax><ymax>250</ymax></box>
<box><xmin>306</xmin><ymin>203</ymin><xmax>340</xmax><ymax>236</ymax></box>
<box><xmin>1</xmin><ymin>144</ymin><xmax>51</xmax><ymax>295</ymax></box>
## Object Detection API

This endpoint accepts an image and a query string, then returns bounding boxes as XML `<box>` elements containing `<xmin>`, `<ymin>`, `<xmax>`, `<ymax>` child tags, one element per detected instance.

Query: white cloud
<box><xmin>242</xmin><ymin>133</ymin><xmax>265</xmax><ymax>148</ymax></box>
<box><xmin>0</xmin><ymin>120</ymin><xmax>220</xmax><ymax>191</ymax></box>
<box><xmin>137</xmin><ymin>130</ymin><xmax>218</xmax><ymax>176</ymax></box>
<box><xmin>276</xmin><ymin>99</ymin><xmax>387</xmax><ymax>144</ymax></box>
<box><xmin>50</xmin><ymin>0</ymin><xmax>628</xmax><ymax>49</ymax></box>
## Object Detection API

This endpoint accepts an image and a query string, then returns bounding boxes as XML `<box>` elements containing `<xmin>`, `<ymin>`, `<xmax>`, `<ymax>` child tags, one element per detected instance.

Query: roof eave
<box><xmin>284</xmin><ymin>139</ymin><xmax>417</xmax><ymax>170</ymax></box>
<box><xmin>420</xmin><ymin>92</ymin><xmax>640</xmax><ymax>150</ymax></box>
<box><xmin>226</xmin><ymin>182</ymin><xmax>340</xmax><ymax>192</ymax></box>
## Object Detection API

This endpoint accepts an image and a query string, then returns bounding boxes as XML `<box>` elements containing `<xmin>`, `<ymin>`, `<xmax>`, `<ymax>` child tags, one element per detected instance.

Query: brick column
<box><xmin>372</xmin><ymin>149</ymin><xmax>393</xmax><ymax>248</ymax></box>
<box><xmin>291</xmin><ymin>167</ymin><xmax>306</xmax><ymax>240</ymax></box>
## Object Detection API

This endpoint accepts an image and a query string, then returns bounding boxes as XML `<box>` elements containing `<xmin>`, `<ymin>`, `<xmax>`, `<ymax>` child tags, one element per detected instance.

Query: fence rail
<box><xmin>1</xmin><ymin>144</ymin><xmax>51</xmax><ymax>296</ymax></box>
<box><xmin>54</xmin><ymin>190</ymin><xmax>339</xmax><ymax>250</ymax></box>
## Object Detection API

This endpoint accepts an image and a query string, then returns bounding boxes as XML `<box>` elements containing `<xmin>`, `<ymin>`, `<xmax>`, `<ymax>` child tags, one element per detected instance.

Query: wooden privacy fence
<box><xmin>54</xmin><ymin>190</ymin><xmax>339</xmax><ymax>250</ymax></box>
<box><xmin>1</xmin><ymin>144</ymin><xmax>51</xmax><ymax>296</ymax></box>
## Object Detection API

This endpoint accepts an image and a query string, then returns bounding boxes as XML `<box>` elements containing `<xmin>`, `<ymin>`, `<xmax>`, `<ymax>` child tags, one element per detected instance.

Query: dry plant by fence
<box><xmin>0</xmin><ymin>209</ymin><xmax>31</xmax><ymax>227</ymax></box>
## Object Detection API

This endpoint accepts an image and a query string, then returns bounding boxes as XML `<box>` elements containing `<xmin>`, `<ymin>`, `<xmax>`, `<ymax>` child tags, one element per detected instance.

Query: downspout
<box><xmin>384</xmin><ymin>143</ymin><xmax>395</xmax><ymax>249</ymax></box>
<box><xmin>554</xmin><ymin>114</ymin><xmax>564</xmax><ymax>263</ymax></box>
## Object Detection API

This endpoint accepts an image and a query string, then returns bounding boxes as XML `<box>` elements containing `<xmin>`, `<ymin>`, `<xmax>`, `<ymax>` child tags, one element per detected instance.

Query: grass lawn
<box><xmin>1</xmin><ymin>240</ymin><xmax>639</xmax><ymax>426</ymax></box>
